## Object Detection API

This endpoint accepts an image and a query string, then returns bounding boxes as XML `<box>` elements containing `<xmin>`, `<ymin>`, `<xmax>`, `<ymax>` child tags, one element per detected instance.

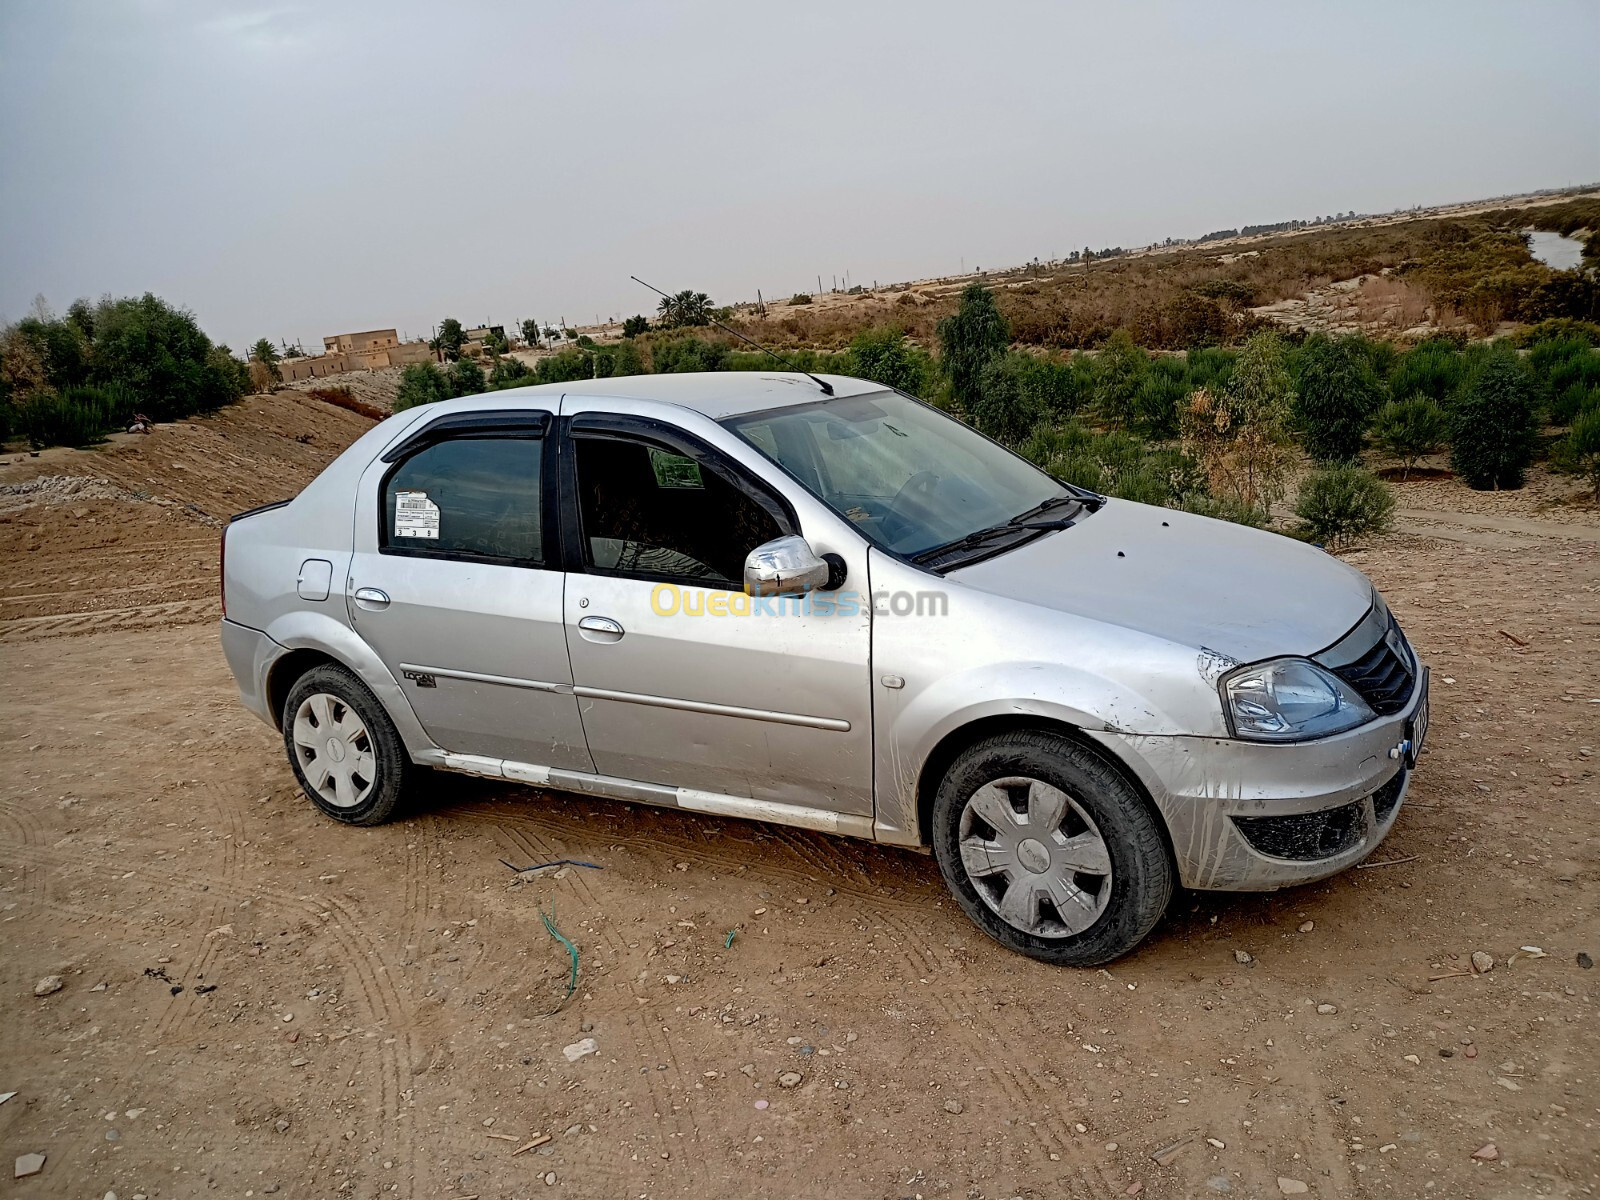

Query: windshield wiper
<box><xmin>910</xmin><ymin>516</ymin><xmax>1074</xmax><ymax>567</ymax></box>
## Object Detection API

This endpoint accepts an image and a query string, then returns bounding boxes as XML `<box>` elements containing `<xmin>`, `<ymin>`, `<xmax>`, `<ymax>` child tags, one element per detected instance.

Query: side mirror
<box><xmin>744</xmin><ymin>535</ymin><xmax>836</xmax><ymax>596</ymax></box>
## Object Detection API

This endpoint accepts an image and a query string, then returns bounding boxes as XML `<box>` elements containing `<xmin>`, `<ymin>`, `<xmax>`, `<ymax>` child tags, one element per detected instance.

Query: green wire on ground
<box><xmin>540</xmin><ymin>908</ymin><xmax>578</xmax><ymax>1014</ymax></box>
<box><xmin>724</xmin><ymin>928</ymin><xmax>738</xmax><ymax>949</ymax></box>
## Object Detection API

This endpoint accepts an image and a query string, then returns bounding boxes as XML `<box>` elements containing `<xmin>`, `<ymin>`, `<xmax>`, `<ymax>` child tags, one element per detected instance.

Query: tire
<box><xmin>281</xmin><ymin>663</ymin><xmax>412</xmax><ymax>826</ymax></box>
<box><xmin>931</xmin><ymin>730</ymin><xmax>1173</xmax><ymax>966</ymax></box>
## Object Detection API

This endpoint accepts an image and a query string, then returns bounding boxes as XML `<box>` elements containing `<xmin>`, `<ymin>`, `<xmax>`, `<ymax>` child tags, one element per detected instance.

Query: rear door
<box><xmin>347</xmin><ymin>410</ymin><xmax>593</xmax><ymax>769</ymax></box>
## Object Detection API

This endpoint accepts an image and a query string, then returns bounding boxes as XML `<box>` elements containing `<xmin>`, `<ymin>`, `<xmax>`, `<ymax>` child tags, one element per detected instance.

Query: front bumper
<box><xmin>1096</xmin><ymin>669</ymin><xmax>1428</xmax><ymax>891</ymax></box>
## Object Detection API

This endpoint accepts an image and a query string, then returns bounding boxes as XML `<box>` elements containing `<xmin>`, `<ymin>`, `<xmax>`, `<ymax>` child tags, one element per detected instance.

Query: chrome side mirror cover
<box><xmin>744</xmin><ymin>535</ymin><xmax>831</xmax><ymax>596</ymax></box>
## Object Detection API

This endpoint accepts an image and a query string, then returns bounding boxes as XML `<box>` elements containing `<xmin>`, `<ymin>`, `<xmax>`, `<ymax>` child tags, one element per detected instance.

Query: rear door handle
<box><xmin>577</xmin><ymin>615</ymin><xmax>624</xmax><ymax>643</ymax></box>
<box><xmin>353</xmin><ymin>587</ymin><xmax>391</xmax><ymax>610</ymax></box>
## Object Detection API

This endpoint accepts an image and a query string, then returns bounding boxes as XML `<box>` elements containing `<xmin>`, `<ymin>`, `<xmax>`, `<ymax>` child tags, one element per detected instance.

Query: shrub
<box><xmin>1019</xmin><ymin>420</ymin><xmax>1214</xmax><ymax>511</ymax></box>
<box><xmin>1513</xmin><ymin>317</ymin><xmax>1600</xmax><ymax>348</ymax></box>
<box><xmin>17</xmin><ymin>384</ymin><xmax>130</xmax><ymax>448</ymax></box>
<box><xmin>1449</xmin><ymin>352</ymin><xmax>1539</xmax><ymax>489</ymax></box>
<box><xmin>1552</xmin><ymin>382</ymin><xmax>1600</xmax><ymax>425</ymax></box>
<box><xmin>447</xmin><ymin>358</ymin><xmax>486</xmax><ymax>397</ymax></box>
<box><xmin>1131</xmin><ymin>356</ymin><xmax>1188</xmax><ymax>438</ymax></box>
<box><xmin>621</xmin><ymin>315</ymin><xmax>650</xmax><ymax>338</ymax></box>
<box><xmin>971</xmin><ymin>356</ymin><xmax>1038</xmax><ymax>443</ymax></box>
<box><xmin>1294</xmin><ymin>465</ymin><xmax>1395</xmax><ymax>546</ymax></box>
<box><xmin>393</xmin><ymin>363</ymin><xmax>451</xmax><ymax>411</ymax></box>
<box><xmin>1559</xmin><ymin>408</ymin><xmax>1600</xmax><ymax>498</ymax></box>
<box><xmin>489</xmin><ymin>356</ymin><xmax>532</xmax><ymax>389</ymax></box>
<box><xmin>1292</xmin><ymin>334</ymin><xmax>1387</xmax><ymax>462</ymax></box>
<box><xmin>592</xmin><ymin>340</ymin><xmax>644</xmax><ymax>379</ymax></box>
<box><xmin>1389</xmin><ymin>338</ymin><xmax>1466</xmax><ymax>404</ymax></box>
<box><xmin>847</xmin><ymin>327</ymin><xmax>929</xmax><ymax>395</ymax></box>
<box><xmin>89</xmin><ymin>293</ymin><xmax>245</xmax><ymax>421</ymax></box>
<box><xmin>651</xmin><ymin>336</ymin><xmax>729</xmax><ymax>374</ymax></box>
<box><xmin>937</xmin><ymin>284</ymin><xmax>1009</xmax><ymax>408</ymax></box>
<box><xmin>1371</xmin><ymin>398</ymin><xmax>1447</xmax><ymax>478</ymax></box>
<box><xmin>788</xmin><ymin>294</ymin><xmax>812</xmax><ymax>305</ymax></box>
<box><xmin>532</xmin><ymin>348</ymin><xmax>595</xmax><ymax>385</ymax></box>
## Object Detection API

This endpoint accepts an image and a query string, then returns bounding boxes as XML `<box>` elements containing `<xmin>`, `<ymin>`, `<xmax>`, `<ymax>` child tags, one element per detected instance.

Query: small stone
<box><xmin>105</xmin><ymin>1192</ymin><xmax>119</xmax><ymax>1200</ymax></box>
<box><xmin>482</xmin><ymin>1117</ymin><xmax>495</xmax><ymax>1127</ymax></box>
<box><xmin>1578</xmin><ymin>952</ymin><xmax>1593</xmax><ymax>969</ymax></box>
<box><xmin>562</xmin><ymin>1038</ymin><xmax>598</xmax><ymax>1062</ymax></box>
<box><xmin>943</xmin><ymin>1100</ymin><xmax>964</xmax><ymax>1114</ymax></box>
<box><xmin>754</xmin><ymin>1099</ymin><xmax>768</xmax><ymax>1110</ymax></box>
<box><xmin>543</xmin><ymin>1171</ymin><xmax>557</xmax><ymax>1185</ymax></box>
<box><xmin>1471</xmin><ymin>1143</ymin><xmax>1498</xmax><ymax>1161</ymax></box>
<box><xmin>1403</xmin><ymin>1054</ymin><xmax>1420</xmax><ymax>1065</ymax></box>
<box><xmin>777</xmin><ymin>1071</ymin><xmax>803</xmax><ymax>1089</ymax></box>
<box><xmin>1205</xmin><ymin>1177</ymin><xmax>1231</xmax><ymax>1194</ymax></box>
<box><xmin>105</xmin><ymin>1128</ymin><xmax>120</xmax><ymax>1141</ymax></box>
<box><xmin>1464</xmin><ymin>1045</ymin><xmax>1478</xmax><ymax>1059</ymax></box>
<box><xmin>1317</xmin><ymin>1003</ymin><xmax>1338</xmax><ymax>1015</ymax></box>
<box><xmin>1298</xmin><ymin>921</ymin><xmax>1314</xmax><ymax>933</ymax></box>
<box><xmin>739</xmin><ymin>1063</ymin><xmax>756</xmax><ymax>1077</ymax></box>
<box><xmin>33</xmin><ymin>975</ymin><xmax>63</xmax><ymax>997</ymax></box>
<box><xmin>288</xmin><ymin>1057</ymin><xmax>309</xmax><ymax>1067</ymax></box>
<box><xmin>1206</xmin><ymin>1137</ymin><xmax>1225</xmax><ymax>1149</ymax></box>
<box><xmin>1470</xmin><ymin>951</ymin><xmax>1494</xmax><ymax>974</ymax></box>
<box><xmin>1125</xmin><ymin>1184</ymin><xmax>1145</xmax><ymax>1197</ymax></box>
<box><xmin>664</xmin><ymin>975</ymin><xmax>682</xmax><ymax>984</ymax></box>
<box><xmin>274</xmin><ymin>1118</ymin><xmax>291</xmax><ymax>1134</ymax></box>
<box><xmin>1277</xmin><ymin>1178</ymin><xmax>1308</xmax><ymax>1195</ymax></box>
<box><xmin>1379</xmin><ymin>1144</ymin><xmax>1397</xmax><ymax>1154</ymax></box>
<box><xmin>14</xmin><ymin>1153</ymin><xmax>46</xmax><ymax>1178</ymax></box>
<box><xmin>1105</xmin><ymin>1142</ymin><xmax>1118</xmax><ymax>1152</ymax></box>
<box><xmin>1439</xmin><ymin>1048</ymin><xmax>1454</xmax><ymax>1058</ymax></box>
<box><xmin>1234</xmin><ymin>950</ymin><xmax>1254</xmax><ymax>965</ymax></box>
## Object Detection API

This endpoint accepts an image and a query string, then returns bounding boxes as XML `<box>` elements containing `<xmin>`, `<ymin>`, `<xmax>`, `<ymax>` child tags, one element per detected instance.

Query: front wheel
<box><xmin>281</xmin><ymin>663</ymin><xmax>411</xmax><ymax>825</ymax></box>
<box><xmin>931</xmin><ymin>731</ymin><xmax>1173</xmax><ymax>966</ymax></box>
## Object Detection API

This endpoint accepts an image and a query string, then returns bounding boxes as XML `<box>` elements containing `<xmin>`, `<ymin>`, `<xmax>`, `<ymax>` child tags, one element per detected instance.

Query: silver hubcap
<box><xmin>958</xmin><ymin>775</ymin><xmax>1113</xmax><ymax>938</ymax></box>
<box><xmin>292</xmin><ymin>693</ymin><xmax>376</xmax><ymax>809</ymax></box>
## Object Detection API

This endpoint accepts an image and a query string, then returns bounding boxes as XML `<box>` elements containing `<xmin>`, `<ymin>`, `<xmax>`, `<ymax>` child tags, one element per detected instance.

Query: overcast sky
<box><xmin>3</xmin><ymin>1</ymin><xmax>1597</xmax><ymax>351</ymax></box>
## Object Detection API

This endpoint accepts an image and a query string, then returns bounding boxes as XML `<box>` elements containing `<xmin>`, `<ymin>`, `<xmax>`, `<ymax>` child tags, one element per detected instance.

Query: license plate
<box><xmin>1406</xmin><ymin>667</ymin><xmax>1430</xmax><ymax>769</ymax></box>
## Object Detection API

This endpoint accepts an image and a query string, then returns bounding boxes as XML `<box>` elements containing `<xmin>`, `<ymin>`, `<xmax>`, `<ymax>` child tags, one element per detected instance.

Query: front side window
<box><xmin>573</xmin><ymin>433</ymin><xmax>783</xmax><ymax>585</ymax></box>
<box><xmin>724</xmin><ymin>390</ymin><xmax>1071</xmax><ymax>558</ymax></box>
<box><xmin>383</xmin><ymin>436</ymin><xmax>542</xmax><ymax>563</ymax></box>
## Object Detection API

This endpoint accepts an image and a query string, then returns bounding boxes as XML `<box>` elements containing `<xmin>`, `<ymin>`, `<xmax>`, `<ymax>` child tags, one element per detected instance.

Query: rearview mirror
<box><xmin>744</xmin><ymin>535</ymin><xmax>831</xmax><ymax>597</ymax></box>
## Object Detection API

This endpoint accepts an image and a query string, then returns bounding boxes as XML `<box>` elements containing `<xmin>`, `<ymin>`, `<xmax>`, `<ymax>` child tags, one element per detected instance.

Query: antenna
<box><xmin>630</xmin><ymin>276</ymin><xmax>833</xmax><ymax>396</ymax></box>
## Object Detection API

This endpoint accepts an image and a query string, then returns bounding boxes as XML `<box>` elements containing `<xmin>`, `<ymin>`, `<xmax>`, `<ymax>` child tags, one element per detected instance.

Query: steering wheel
<box><xmin>880</xmin><ymin>471</ymin><xmax>942</xmax><ymax>546</ymax></box>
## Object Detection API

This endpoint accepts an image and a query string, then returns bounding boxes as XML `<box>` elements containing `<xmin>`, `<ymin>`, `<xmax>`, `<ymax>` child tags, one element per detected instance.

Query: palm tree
<box><xmin>250</xmin><ymin>338</ymin><xmax>281</xmax><ymax>382</ymax></box>
<box><xmin>656</xmin><ymin>290</ymin><xmax>712</xmax><ymax>328</ymax></box>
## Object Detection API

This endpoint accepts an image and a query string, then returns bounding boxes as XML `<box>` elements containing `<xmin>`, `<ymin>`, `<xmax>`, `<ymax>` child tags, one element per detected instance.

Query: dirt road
<box><xmin>2</xmin><ymin>394</ymin><xmax>1596</xmax><ymax>1199</ymax></box>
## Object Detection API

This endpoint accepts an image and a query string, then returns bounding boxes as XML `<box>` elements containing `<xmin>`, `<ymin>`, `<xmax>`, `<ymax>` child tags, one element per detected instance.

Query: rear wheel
<box><xmin>281</xmin><ymin>663</ymin><xmax>411</xmax><ymax>825</ymax></box>
<box><xmin>932</xmin><ymin>730</ymin><xmax>1173</xmax><ymax>966</ymax></box>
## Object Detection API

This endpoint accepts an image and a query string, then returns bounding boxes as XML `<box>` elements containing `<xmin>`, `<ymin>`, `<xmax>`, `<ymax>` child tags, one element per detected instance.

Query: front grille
<box><xmin>1325</xmin><ymin>617</ymin><xmax>1416</xmax><ymax>716</ymax></box>
<box><xmin>1234</xmin><ymin>800</ymin><xmax>1365</xmax><ymax>861</ymax></box>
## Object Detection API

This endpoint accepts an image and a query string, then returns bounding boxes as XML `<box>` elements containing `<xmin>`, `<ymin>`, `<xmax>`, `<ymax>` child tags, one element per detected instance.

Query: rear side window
<box><xmin>382</xmin><ymin>436</ymin><xmax>542</xmax><ymax>564</ymax></box>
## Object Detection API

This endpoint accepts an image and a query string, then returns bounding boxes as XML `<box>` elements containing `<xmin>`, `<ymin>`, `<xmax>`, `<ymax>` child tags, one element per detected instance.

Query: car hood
<box><xmin>947</xmin><ymin>499</ymin><xmax>1372</xmax><ymax>663</ymax></box>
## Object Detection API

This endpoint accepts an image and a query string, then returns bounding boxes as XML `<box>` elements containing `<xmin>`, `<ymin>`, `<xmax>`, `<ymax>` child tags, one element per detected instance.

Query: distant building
<box><xmin>278</xmin><ymin>328</ymin><xmax>435</xmax><ymax>382</ymax></box>
<box><xmin>460</xmin><ymin>325</ymin><xmax>507</xmax><ymax>356</ymax></box>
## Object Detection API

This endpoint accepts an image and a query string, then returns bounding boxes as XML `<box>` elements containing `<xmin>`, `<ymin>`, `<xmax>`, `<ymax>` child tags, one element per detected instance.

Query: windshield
<box><xmin>723</xmin><ymin>390</ymin><xmax>1076</xmax><ymax>558</ymax></box>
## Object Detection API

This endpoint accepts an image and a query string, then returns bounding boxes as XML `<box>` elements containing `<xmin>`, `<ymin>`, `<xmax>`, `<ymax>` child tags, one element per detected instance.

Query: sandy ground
<box><xmin>1</xmin><ymin>395</ymin><xmax>1596</xmax><ymax>1200</ymax></box>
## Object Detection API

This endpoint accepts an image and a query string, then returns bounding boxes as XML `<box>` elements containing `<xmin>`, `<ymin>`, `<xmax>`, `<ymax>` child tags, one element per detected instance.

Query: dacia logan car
<box><xmin>220</xmin><ymin>372</ymin><xmax>1428</xmax><ymax>964</ymax></box>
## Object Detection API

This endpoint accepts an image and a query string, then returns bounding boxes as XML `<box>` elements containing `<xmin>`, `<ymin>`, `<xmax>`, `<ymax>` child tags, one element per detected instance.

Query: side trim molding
<box><xmin>571</xmin><ymin>684</ymin><xmax>850</xmax><ymax>732</ymax></box>
<box><xmin>401</xmin><ymin>663</ymin><xmax>571</xmax><ymax>694</ymax></box>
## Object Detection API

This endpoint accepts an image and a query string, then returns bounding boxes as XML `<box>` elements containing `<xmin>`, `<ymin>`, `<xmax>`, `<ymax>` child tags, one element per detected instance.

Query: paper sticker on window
<box><xmin>394</xmin><ymin>490</ymin><xmax>440</xmax><ymax>539</ymax></box>
<box><xmin>649</xmin><ymin>448</ymin><xmax>703</xmax><ymax>489</ymax></box>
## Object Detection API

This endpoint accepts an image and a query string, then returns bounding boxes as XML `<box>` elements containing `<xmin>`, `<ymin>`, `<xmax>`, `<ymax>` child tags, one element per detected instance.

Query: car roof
<box><xmin>458</xmin><ymin>371</ymin><xmax>883</xmax><ymax>420</ymax></box>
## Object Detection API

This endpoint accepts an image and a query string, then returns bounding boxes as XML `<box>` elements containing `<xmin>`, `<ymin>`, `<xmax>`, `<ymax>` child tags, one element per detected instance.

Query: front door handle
<box><xmin>353</xmin><ymin>587</ymin><xmax>391</xmax><ymax>611</ymax></box>
<box><xmin>577</xmin><ymin>615</ymin><xmax>624</xmax><ymax>643</ymax></box>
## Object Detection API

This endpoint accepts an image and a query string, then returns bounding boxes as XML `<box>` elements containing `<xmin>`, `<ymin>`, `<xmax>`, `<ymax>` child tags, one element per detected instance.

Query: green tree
<box><xmin>1093</xmin><ymin>330</ymin><xmax>1148</xmax><ymax>430</ymax></box>
<box><xmin>1180</xmin><ymin>331</ymin><xmax>1296</xmax><ymax>516</ymax></box>
<box><xmin>656</xmin><ymin>291</ymin><xmax>712</xmax><ymax>329</ymax></box>
<box><xmin>937</xmin><ymin>284</ymin><xmax>1009</xmax><ymax>409</ymax></box>
<box><xmin>519</xmin><ymin>318</ymin><xmax>541</xmax><ymax>347</ymax></box>
<box><xmin>622</xmin><ymin>314</ymin><xmax>651</xmax><ymax>338</ymax></box>
<box><xmin>651</xmin><ymin>336</ymin><xmax>729</xmax><ymax>373</ymax></box>
<box><xmin>90</xmin><ymin>293</ymin><xmax>242</xmax><ymax>421</ymax></box>
<box><xmin>489</xmin><ymin>356</ymin><xmax>533</xmax><ymax>389</ymax></box>
<box><xmin>394</xmin><ymin>363</ymin><xmax>452</xmax><ymax>411</ymax></box>
<box><xmin>482</xmin><ymin>328</ymin><xmax>509</xmax><ymax>356</ymax></box>
<box><xmin>847</xmin><ymin>327</ymin><xmax>928</xmax><ymax>395</ymax></box>
<box><xmin>1292</xmin><ymin>335</ymin><xmax>1387</xmax><ymax>462</ymax></box>
<box><xmin>593</xmin><ymin>340</ymin><xmax>645</xmax><ymax>378</ymax></box>
<box><xmin>1371</xmin><ymin>398</ymin><xmax>1447</xmax><ymax>479</ymax></box>
<box><xmin>432</xmin><ymin>317</ymin><xmax>466</xmax><ymax>361</ymax></box>
<box><xmin>970</xmin><ymin>355</ymin><xmax>1038</xmax><ymax>443</ymax></box>
<box><xmin>533</xmin><ymin>348</ymin><xmax>596</xmax><ymax>385</ymax></box>
<box><xmin>1449</xmin><ymin>352</ymin><xmax>1539</xmax><ymax>489</ymax></box>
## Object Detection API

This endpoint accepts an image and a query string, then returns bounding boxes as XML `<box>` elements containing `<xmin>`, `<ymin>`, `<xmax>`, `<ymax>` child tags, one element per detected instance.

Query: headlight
<box><xmin>1222</xmin><ymin>658</ymin><xmax>1375</xmax><ymax>742</ymax></box>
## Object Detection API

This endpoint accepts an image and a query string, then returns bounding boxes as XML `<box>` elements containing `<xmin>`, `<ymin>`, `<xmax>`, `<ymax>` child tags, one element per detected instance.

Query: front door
<box><xmin>557</xmin><ymin>408</ymin><xmax>872</xmax><ymax>817</ymax></box>
<box><xmin>347</xmin><ymin>412</ymin><xmax>593</xmax><ymax>770</ymax></box>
